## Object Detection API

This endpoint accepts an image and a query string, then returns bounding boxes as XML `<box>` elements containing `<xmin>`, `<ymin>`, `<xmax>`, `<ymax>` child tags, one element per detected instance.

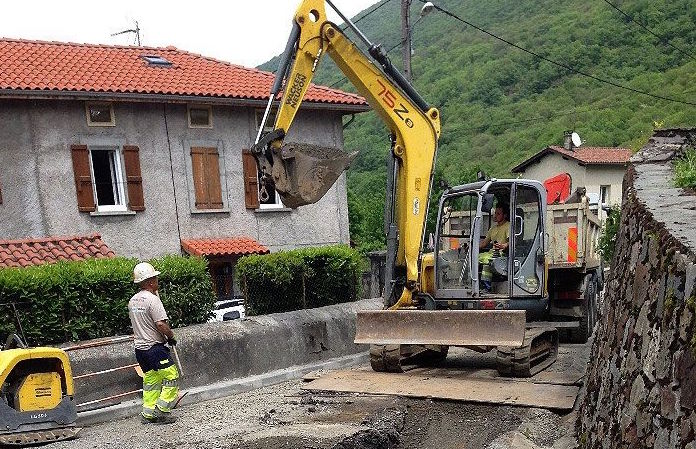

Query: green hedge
<box><xmin>237</xmin><ymin>245</ymin><xmax>362</xmax><ymax>316</ymax></box>
<box><xmin>0</xmin><ymin>256</ymin><xmax>215</xmax><ymax>346</ymax></box>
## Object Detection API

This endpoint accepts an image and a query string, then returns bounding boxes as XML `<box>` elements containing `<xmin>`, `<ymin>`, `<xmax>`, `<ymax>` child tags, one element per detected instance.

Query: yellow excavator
<box><xmin>0</xmin><ymin>305</ymin><xmax>80</xmax><ymax>446</ymax></box>
<box><xmin>252</xmin><ymin>0</ymin><xmax>558</xmax><ymax>376</ymax></box>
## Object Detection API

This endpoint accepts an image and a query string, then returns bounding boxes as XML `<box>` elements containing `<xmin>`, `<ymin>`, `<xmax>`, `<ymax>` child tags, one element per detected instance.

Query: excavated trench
<box><xmin>236</xmin><ymin>395</ymin><xmax>567</xmax><ymax>449</ymax></box>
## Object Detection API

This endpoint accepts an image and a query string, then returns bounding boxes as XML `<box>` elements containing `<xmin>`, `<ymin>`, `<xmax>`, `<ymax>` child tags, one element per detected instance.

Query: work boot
<box><xmin>140</xmin><ymin>414</ymin><xmax>158</xmax><ymax>424</ymax></box>
<box><xmin>154</xmin><ymin>414</ymin><xmax>177</xmax><ymax>425</ymax></box>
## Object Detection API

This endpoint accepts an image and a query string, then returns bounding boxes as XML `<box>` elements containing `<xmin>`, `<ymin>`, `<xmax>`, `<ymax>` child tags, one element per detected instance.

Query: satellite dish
<box><xmin>571</xmin><ymin>132</ymin><xmax>582</xmax><ymax>148</ymax></box>
<box><xmin>420</xmin><ymin>2</ymin><xmax>434</xmax><ymax>17</ymax></box>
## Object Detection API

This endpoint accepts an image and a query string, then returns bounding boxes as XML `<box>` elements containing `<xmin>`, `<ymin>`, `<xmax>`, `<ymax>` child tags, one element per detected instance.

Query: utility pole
<box><xmin>401</xmin><ymin>0</ymin><xmax>412</xmax><ymax>82</ymax></box>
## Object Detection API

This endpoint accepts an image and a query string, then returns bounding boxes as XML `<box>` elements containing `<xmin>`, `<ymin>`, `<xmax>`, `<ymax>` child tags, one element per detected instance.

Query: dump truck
<box><xmin>545</xmin><ymin>192</ymin><xmax>603</xmax><ymax>343</ymax></box>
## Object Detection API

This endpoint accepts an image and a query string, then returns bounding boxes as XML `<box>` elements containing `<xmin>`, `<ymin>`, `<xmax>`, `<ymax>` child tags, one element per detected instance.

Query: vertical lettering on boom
<box><xmin>377</xmin><ymin>79</ymin><xmax>413</xmax><ymax>128</ymax></box>
<box><xmin>285</xmin><ymin>73</ymin><xmax>307</xmax><ymax>108</ymax></box>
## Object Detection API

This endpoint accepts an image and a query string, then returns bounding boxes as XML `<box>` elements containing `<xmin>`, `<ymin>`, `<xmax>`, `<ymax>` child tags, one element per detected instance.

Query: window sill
<box><xmin>191</xmin><ymin>208</ymin><xmax>231</xmax><ymax>214</ymax></box>
<box><xmin>254</xmin><ymin>207</ymin><xmax>293</xmax><ymax>213</ymax></box>
<box><xmin>90</xmin><ymin>210</ymin><xmax>136</xmax><ymax>217</ymax></box>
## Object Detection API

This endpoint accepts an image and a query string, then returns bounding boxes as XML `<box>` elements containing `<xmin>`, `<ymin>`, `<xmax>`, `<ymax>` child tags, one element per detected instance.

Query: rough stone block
<box><xmin>661</xmin><ymin>386</ymin><xmax>677</xmax><ymax>419</ymax></box>
<box><xmin>654</xmin><ymin>426</ymin><xmax>671</xmax><ymax>449</ymax></box>
<box><xmin>685</xmin><ymin>263</ymin><xmax>696</xmax><ymax>302</ymax></box>
<box><xmin>676</xmin><ymin>350</ymin><xmax>696</xmax><ymax>410</ymax></box>
<box><xmin>678</xmin><ymin>414</ymin><xmax>694</xmax><ymax>445</ymax></box>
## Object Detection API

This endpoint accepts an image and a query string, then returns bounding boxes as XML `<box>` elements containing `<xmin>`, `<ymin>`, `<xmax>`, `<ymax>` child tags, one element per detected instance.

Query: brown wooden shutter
<box><xmin>205</xmin><ymin>148</ymin><xmax>223</xmax><ymax>209</ymax></box>
<box><xmin>191</xmin><ymin>147</ymin><xmax>223</xmax><ymax>209</ymax></box>
<box><xmin>70</xmin><ymin>144</ymin><xmax>96</xmax><ymax>212</ymax></box>
<box><xmin>123</xmin><ymin>145</ymin><xmax>145</xmax><ymax>211</ymax></box>
<box><xmin>242</xmin><ymin>149</ymin><xmax>260</xmax><ymax>209</ymax></box>
<box><xmin>191</xmin><ymin>147</ymin><xmax>208</xmax><ymax>208</ymax></box>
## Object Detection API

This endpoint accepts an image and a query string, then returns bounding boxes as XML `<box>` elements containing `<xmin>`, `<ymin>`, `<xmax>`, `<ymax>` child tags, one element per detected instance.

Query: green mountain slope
<box><xmin>261</xmin><ymin>0</ymin><xmax>696</xmax><ymax>251</ymax></box>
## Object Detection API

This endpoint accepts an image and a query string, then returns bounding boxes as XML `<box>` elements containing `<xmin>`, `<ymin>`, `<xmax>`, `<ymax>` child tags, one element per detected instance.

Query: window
<box><xmin>142</xmin><ymin>55</ymin><xmax>172</xmax><ymax>66</ymax></box>
<box><xmin>90</xmin><ymin>147</ymin><xmax>127</xmax><ymax>212</ymax></box>
<box><xmin>600</xmin><ymin>185</ymin><xmax>610</xmax><ymax>206</ymax></box>
<box><xmin>188</xmin><ymin>105</ymin><xmax>213</xmax><ymax>128</ymax></box>
<box><xmin>70</xmin><ymin>144</ymin><xmax>144</xmax><ymax>213</ymax></box>
<box><xmin>85</xmin><ymin>102</ymin><xmax>115</xmax><ymax>126</ymax></box>
<box><xmin>190</xmin><ymin>147</ymin><xmax>223</xmax><ymax>210</ymax></box>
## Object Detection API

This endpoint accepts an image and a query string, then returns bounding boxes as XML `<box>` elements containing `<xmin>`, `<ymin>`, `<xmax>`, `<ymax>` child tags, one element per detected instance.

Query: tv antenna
<box><xmin>111</xmin><ymin>20</ymin><xmax>141</xmax><ymax>46</ymax></box>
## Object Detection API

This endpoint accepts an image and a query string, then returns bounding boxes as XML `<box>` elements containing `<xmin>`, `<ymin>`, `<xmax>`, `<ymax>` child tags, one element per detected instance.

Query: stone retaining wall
<box><xmin>577</xmin><ymin>129</ymin><xmax>696</xmax><ymax>448</ymax></box>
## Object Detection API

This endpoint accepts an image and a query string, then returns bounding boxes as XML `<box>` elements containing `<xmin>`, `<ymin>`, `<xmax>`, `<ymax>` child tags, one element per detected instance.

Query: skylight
<box><xmin>142</xmin><ymin>55</ymin><xmax>172</xmax><ymax>66</ymax></box>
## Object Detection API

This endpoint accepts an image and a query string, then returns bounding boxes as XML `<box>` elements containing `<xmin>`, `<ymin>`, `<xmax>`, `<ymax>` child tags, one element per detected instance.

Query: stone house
<box><xmin>511</xmin><ymin>139</ymin><xmax>632</xmax><ymax>221</ymax></box>
<box><xmin>0</xmin><ymin>38</ymin><xmax>368</xmax><ymax>299</ymax></box>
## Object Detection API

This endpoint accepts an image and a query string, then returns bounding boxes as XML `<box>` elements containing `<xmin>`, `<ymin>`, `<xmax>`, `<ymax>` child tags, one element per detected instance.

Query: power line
<box><xmin>601</xmin><ymin>0</ymin><xmax>696</xmax><ymax>63</ymax></box>
<box><xmin>349</xmin><ymin>0</ymin><xmax>395</xmax><ymax>27</ymax></box>
<box><xmin>415</xmin><ymin>0</ymin><xmax>696</xmax><ymax>106</ymax></box>
<box><xmin>458</xmin><ymin>105</ymin><xmax>617</xmax><ymax>133</ymax></box>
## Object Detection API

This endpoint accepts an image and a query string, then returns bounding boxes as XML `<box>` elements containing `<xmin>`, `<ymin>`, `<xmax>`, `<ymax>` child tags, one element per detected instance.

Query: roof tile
<box><xmin>0</xmin><ymin>234</ymin><xmax>116</xmax><ymax>268</ymax></box>
<box><xmin>548</xmin><ymin>146</ymin><xmax>633</xmax><ymax>164</ymax></box>
<box><xmin>512</xmin><ymin>145</ymin><xmax>633</xmax><ymax>172</ymax></box>
<box><xmin>181</xmin><ymin>237</ymin><xmax>270</xmax><ymax>258</ymax></box>
<box><xmin>0</xmin><ymin>39</ymin><xmax>367</xmax><ymax>108</ymax></box>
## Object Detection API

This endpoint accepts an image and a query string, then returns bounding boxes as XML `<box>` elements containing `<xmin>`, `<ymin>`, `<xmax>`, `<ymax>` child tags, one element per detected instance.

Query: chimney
<box><xmin>563</xmin><ymin>130</ymin><xmax>574</xmax><ymax>151</ymax></box>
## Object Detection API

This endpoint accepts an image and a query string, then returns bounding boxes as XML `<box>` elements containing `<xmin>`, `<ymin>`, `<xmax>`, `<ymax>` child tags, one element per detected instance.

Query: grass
<box><xmin>674</xmin><ymin>148</ymin><xmax>696</xmax><ymax>189</ymax></box>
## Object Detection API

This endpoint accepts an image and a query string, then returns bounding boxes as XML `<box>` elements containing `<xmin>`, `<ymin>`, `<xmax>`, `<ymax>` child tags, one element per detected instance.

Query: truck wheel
<box><xmin>568</xmin><ymin>277</ymin><xmax>595</xmax><ymax>343</ymax></box>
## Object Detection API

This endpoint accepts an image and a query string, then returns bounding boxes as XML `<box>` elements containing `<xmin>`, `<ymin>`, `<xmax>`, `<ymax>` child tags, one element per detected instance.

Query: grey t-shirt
<box><xmin>128</xmin><ymin>290</ymin><xmax>168</xmax><ymax>350</ymax></box>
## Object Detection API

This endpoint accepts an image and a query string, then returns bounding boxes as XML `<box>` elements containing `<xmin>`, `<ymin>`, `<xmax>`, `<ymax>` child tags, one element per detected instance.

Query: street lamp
<box><xmin>420</xmin><ymin>2</ymin><xmax>434</xmax><ymax>17</ymax></box>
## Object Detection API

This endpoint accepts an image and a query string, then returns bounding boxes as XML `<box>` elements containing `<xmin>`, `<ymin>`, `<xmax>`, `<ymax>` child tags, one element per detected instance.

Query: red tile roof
<box><xmin>0</xmin><ymin>234</ymin><xmax>115</xmax><ymax>268</ymax></box>
<box><xmin>181</xmin><ymin>237</ymin><xmax>270</xmax><ymax>257</ymax></box>
<box><xmin>512</xmin><ymin>145</ymin><xmax>633</xmax><ymax>172</ymax></box>
<box><xmin>0</xmin><ymin>38</ymin><xmax>367</xmax><ymax>109</ymax></box>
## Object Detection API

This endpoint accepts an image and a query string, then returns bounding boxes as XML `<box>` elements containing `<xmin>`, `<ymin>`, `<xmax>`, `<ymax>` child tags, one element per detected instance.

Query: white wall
<box><xmin>515</xmin><ymin>152</ymin><xmax>627</xmax><ymax>222</ymax></box>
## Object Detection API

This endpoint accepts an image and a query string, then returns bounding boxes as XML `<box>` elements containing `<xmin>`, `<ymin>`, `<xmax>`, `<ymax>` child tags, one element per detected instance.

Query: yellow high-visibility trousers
<box><xmin>142</xmin><ymin>364</ymin><xmax>179</xmax><ymax>418</ymax></box>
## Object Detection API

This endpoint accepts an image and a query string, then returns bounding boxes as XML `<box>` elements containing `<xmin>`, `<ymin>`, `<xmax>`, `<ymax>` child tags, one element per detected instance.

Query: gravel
<box><xmin>51</xmin><ymin>342</ymin><xmax>589</xmax><ymax>449</ymax></box>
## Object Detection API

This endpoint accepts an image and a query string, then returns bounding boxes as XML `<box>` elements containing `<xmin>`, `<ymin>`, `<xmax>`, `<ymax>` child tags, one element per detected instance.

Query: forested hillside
<box><xmin>260</xmin><ymin>0</ymin><xmax>695</xmax><ymax>251</ymax></box>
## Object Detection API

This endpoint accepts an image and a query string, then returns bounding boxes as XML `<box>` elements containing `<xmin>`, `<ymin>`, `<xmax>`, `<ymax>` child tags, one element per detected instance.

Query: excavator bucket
<box><xmin>270</xmin><ymin>143</ymin><xmax>357</xmax><ymax>208</ymax></box>
<box><xmin>355</xmin><ymin>310</ymin><xmax>526</xmax><ymax>347</ymax></box>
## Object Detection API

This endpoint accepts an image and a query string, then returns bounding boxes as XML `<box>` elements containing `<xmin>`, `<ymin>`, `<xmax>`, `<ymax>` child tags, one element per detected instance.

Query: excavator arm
<box><xmin>253</xmin><ymin>0</ymin><xmax>441</xmax><ymax>308</ymax></box>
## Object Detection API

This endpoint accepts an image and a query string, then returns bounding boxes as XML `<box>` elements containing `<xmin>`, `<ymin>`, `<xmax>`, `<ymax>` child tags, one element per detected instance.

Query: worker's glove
<box><xmin>167</xmin><ymin>337</ymin><xmax>177</xmax><ymax>346</ymax></box>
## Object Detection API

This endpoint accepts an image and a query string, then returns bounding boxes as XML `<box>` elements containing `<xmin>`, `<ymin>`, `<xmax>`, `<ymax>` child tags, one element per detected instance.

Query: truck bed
<box><xmin>547</xmin><ymin>200</ymin><xmax>601</xmax><ymax>271</ymax></box>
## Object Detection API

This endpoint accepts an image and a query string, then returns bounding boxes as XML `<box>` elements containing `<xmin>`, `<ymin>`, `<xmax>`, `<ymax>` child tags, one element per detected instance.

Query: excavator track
<box><xmin>369</xmin><ymin>344</ymin><xmax>449</xmax><ymax>372</ymax></box>
<box><xmin>0</xmin><ymin>427</ymin><xmax>81</xmax><ymax>446</ymax></box>
<box><xmin>496</xmin><ymin>327</ymin><xmax>558</xmax><ymax>377</ymax></box>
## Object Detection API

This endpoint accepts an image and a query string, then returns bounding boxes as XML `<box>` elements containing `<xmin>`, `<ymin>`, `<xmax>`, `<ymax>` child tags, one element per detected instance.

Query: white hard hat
<box><xmin>133</xmin><ymin>262</ymin><xmax>160</xmax><ymax>284</ymax></box>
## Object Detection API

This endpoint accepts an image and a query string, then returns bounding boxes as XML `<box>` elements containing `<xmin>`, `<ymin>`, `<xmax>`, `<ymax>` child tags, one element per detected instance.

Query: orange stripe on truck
<box><xmin>567</xmin><ymin>227</ymin><xmax>578</xmax><ymax>263</ymax></box>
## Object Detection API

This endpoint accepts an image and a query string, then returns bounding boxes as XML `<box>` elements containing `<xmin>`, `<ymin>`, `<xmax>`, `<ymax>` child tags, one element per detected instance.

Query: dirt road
<box><xmin>51</xmin><ymin>342</ymin><xmax>589</xmax><ymax>449</ymax></box>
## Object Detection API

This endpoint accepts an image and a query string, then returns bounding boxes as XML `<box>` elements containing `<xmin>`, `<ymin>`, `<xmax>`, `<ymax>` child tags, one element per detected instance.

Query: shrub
<box><xmin>674</xmin><ymin>148</ymin><xmax>696</xmax><ymax>189</ymax></box>
<box><xmin>598</xmin><ymin>205</ymin><xmax>621</xmax><ymax>263</ymax></box>
<box><xmin>0</xmin><ymin>256</ymin><xmax>215</xmax><ymax>346</ymax></box>
<box><xmin>238</xmin><ymin>245</ymin><xmax>362</xmax><ymax>316</ymax></box>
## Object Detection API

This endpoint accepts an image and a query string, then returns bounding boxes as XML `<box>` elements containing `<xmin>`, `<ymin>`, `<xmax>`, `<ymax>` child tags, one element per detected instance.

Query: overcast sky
<box><xmin>0</xmin><ymin>0</ymin><xmax>379</xmax><ymax>68</ymax></box>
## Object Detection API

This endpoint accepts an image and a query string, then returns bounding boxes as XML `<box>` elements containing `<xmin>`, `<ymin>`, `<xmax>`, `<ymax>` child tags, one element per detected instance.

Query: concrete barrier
<box><xmin>65</xmin><ymin>298</ymin><xmax>381</xmax><ymax>412</ymax></box>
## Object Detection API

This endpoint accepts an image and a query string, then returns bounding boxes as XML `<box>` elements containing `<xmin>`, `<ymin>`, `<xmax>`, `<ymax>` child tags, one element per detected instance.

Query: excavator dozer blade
<box><xmin>271</xmin><ymin>143</ymin><xmax>357</xmax><ymax>208</ymax></box>
<box><xmin>355</xmin><ymin>310</ymin><xmax>527</xmax><ymax>347</ymax></box>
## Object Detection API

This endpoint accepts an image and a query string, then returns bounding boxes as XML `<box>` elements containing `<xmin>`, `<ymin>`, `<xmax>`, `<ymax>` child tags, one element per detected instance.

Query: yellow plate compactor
<box><xmin>0</xmin><ymin>335</ymin><xmax>80</xmax><ymax>446</ymax></box>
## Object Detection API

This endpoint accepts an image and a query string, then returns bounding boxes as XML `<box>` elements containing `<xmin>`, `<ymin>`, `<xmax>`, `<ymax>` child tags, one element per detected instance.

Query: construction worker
<box><xmin>479</xmin><ymin>205</ymin><xmax>510</xmax><ymax>292</ymax></box>
<box><xmin>128</xmin><ymin>262</ymin><xmax>179</xmax><ymax>425</ymax></box>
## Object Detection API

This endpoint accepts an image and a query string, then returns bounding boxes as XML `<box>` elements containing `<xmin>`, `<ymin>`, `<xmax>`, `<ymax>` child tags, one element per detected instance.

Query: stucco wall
<box><xmin>577</xmin><ymin>129</ymin><xmax>696</xmax><ymax>449</ymax></box>
<box><xmin>0</xmin><ymin>99</ymin><xmax>351</xmax><ymax>257</ymax></box>
<box><xmin>515</xmin><ymin>152</ymin><xmax>626</xmax><ymax>205</ymax></box>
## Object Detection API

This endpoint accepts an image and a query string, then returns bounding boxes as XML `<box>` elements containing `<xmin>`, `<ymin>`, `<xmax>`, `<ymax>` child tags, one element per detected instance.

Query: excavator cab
<box><xmin>433</xmin><ymin>179</ymin><xmax>547</xmax><ymax>317</ymax></box>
